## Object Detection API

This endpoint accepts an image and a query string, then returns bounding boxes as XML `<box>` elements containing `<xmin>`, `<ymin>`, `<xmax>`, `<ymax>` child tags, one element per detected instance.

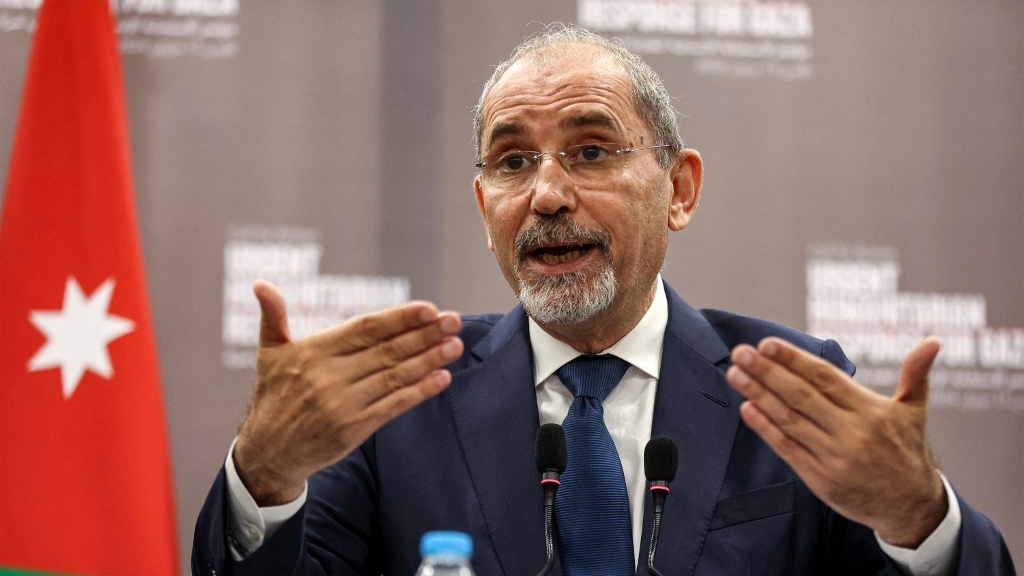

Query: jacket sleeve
<box><xmin>951</xmin><ymin>491</ymin><xmax>1017</xmax><ymax>576</ymax></box>
<box><xmin>191</xmin><ymin>440</ymin><xmax>382</xmax><ymax>576</ymax></box>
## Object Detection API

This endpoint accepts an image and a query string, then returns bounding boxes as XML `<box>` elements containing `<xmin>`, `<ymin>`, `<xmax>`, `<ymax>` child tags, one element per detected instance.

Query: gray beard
<box><xmin>516</xmin><ymin>261</ymin><xmax>617</xmax><ymax>325</ymax></box>
<box><xmin>511</xmin><ymin>214</ymin><xmax>617</xmax><ymax>325</ymax></box>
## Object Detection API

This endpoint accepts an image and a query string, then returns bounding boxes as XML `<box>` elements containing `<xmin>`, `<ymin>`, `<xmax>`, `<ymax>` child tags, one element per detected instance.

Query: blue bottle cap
<box><xmin>420</xmin><ymin>530</ymin><xmax>473</xmax><ymax>557</ymax></box>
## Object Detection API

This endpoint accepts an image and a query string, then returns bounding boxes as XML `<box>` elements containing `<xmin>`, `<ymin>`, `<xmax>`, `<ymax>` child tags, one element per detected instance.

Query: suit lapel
<box><xmin>448</xmin><ymin>307</ymin><xmax>559</xmax><ymax>576</ymax></box>
<box><xmin>638</xmin><ymin>285</ymin><xmax>741</xmax><ymax>576</ymax></box>
<box><xmin>449</xmin><ymin>287</ymin><xmax>742</xmax><ymax>576</ymax></box>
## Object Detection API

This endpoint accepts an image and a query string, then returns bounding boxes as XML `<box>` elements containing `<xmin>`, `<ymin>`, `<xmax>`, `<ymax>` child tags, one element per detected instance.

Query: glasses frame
<box><xmin>475</xmin><ymin>142</ymin><xmax>671</xmax><ymax>172</ymax></box>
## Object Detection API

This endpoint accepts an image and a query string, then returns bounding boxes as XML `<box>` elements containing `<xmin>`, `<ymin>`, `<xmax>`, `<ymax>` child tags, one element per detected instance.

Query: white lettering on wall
<box><xmin>0</xmin><ymin>0</ymin><xmax>240</xmax><ymax>59</ymax></box>
<box><xmin>806</xmin><ymin>244</ymin><xmax>1024</xmax><ymax>412</ymax></box>
<box><xmin>578</xmin><ymin>0</ymin><xmax>816</xmax><ymax>80</ymax></box>
<box><xmin>220</xmin><ymin>225</ymin><xmax>410</xmax><ymax>371</ymax></box>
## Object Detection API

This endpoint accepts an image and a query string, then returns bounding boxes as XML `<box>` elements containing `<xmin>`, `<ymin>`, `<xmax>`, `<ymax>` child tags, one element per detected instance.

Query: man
<box><xmin>193</xmin><ymin>24</ymin><xmax>1014</xmax><ymax>576</ymax></box>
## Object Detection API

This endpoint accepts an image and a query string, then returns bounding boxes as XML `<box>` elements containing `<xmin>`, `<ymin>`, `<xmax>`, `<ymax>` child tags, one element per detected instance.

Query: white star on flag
<box><xmin>28</xmin><ymin>276</ymin><xmax>135</xmax><ymax>399</ymax></box>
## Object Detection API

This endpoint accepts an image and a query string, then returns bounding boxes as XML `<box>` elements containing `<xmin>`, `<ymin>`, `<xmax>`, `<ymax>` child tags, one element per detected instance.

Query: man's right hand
<box><xmin>232</xmin><ymin>280</ymin><xmax>464</xmax><ymax>506</ymax></box>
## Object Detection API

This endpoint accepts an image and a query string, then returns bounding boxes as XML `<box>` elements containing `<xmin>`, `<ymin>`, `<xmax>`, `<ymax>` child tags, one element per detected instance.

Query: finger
<box><xmin>336</xmin><ymin>311</ymin><xmax>462</xmax><ymax>383</ymax></box>
<box><xmin>357</xmin><ymin>367</ymin><xmax>455</xmax><ymax>435</ymax></box>
<box><xmin>308</xmin><ymin>301</ymin><xmax>448</xmax><ymax>356</ymax></box>
<box><xmin>729</xmin><ymin>344</ymin><xmax>848</xmax><ymax>435</ymax></box>
<box><xmin>350</xmin><ymin>334</ymin><xmax>465</xmax><ymax>405</ymax></box>
<box><xmin>254</xmin><ymin>279</ymin><xmax>291</xmax><ymax>347</ymax></box>
<box><xmin>737</xmin><ymin>399</ymin><xmax>825</xmax><ymax>476</ymax></box>
<box><xmin>755</xmin><ymin>338</ymin><xmax>874</xmax><ymax>411</ymax></box>
<box><xmin>727</xmin><ymin>358</ymin><xmax>839</xmax><ymax>440</ymax></box>
<box><xmin>894</xmin><ymin>336</ymin><xmax>941</xmax><ymax>405</ymax></box>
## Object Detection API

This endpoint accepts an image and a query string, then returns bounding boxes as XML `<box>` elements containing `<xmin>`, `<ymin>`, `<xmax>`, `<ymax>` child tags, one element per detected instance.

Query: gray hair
<box><xmin>473</xmin><ymin>23</ymin><xmax>683</xmax><ymax>168</ymax></box>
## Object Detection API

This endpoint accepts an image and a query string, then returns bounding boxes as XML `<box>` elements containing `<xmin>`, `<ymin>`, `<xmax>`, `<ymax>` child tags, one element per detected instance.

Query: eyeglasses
<box><xmin>475</xmin><ymin>142</ymin><xmax>670</xmax><ymax>191</ymax></box>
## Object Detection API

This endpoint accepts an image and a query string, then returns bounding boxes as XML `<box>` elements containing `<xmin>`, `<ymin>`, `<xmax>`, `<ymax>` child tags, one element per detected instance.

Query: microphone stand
<box><xmin>647</xmin><ymin>481</ymin><xmax>669</xmax><ymax>576</ymax></box>
<box><xmin>535</xmin><ymin>472</ymin><xmax>559</xmax><ymax>576</ymax></box>
<box><xmin>644</xmin><ymin>436</ymin><xmax>678</xmax><ymax>576</ymax></box>
<box><xmin>533</xmin><ymin>424</ymin><xmax>565</xmax><ymax>576</ymax></box>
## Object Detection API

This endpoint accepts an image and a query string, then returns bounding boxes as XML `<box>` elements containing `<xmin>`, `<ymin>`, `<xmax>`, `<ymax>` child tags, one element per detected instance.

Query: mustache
<box><xmin>514</xmin><ymin>214</ymin><xmax>611</xmax><ymax>257</ymax></box>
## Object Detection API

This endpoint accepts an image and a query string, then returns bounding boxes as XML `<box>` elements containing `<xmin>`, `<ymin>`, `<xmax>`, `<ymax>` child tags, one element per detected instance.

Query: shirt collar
<box><xmin>528</xmin><ymin>276</ymin><xmax>668</xmax><ymax>386</ymax></box>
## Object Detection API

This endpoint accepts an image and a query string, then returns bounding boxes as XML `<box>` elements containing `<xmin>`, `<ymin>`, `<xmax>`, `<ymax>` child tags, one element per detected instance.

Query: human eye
<box><xmin>496</xmin><ymin>151</ymin><xmax>537</xmax><ymax>172</ymax></box>
<box><xmin>567</xmin><ymin>143</ymin><xmax>614</xmax><ymax>165</ymax></box>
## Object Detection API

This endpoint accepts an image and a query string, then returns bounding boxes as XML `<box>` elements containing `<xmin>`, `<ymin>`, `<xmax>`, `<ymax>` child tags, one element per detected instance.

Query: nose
<box><xmin>530</xmin><ymin>153</ymin><xmax>577</xmax><ymax>215</ymax></box>
<box><xmin>536</xmin><ymin>150</ymin><xmax>572</xmax><ymax>172</ymax></box>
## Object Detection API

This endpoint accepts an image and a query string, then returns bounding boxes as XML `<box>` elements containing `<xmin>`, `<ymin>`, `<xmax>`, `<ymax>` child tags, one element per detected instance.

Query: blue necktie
<box><xmin>555</xmin><ymin>354</ymin><xmax>634</xmax><ymax>576</ymax></box>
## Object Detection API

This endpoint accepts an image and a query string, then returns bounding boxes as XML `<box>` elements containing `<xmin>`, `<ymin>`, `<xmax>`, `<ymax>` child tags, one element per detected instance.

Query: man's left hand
<box><xmin>726</xmin><ymin>336</ymin><xmax>947</xmax><ymax>548</ymax></box>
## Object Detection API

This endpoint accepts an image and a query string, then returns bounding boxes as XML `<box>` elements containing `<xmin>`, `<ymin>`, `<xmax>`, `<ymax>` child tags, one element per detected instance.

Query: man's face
<box><xmin>474</xmin><ymin>46</ymin><xmax>700</xmax><ymax>337</ymax></box>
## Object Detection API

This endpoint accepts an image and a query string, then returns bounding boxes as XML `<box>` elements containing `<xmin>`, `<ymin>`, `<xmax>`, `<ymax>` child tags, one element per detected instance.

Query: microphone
<box><xmin>644</xmin><ymin>436</ymin><xmax>679</xmax><ymax>576</ymax></box>
<box><xmin>534</xmin><ymin>423</ymin><xmax>567</xmax><ymax>576</ymax></box>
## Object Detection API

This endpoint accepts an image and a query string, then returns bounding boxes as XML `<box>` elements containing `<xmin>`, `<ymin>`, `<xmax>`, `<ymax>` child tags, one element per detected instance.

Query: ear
<box><xmin>667</xmin><ymin>149</ymin><xmax>703</xmax><ymax>231</ymax></box>
<box><xmin>474</xmin><ymin>175</ymin><xmax>495</xmax><ymax>252</ymax></box>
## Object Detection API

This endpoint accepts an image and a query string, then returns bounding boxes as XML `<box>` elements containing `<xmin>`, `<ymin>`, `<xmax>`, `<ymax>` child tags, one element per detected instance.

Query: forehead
<box><xmin>479</xmin><ymin>46</ymin><xmax>644</xmax><ymax>149</ymax></box>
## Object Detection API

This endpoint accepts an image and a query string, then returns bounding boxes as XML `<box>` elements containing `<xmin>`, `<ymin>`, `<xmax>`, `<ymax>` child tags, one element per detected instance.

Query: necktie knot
<box><xmin>557</xmin><ymin>354</ymin><xmax>630</xmax><ymax>402</ymax></box>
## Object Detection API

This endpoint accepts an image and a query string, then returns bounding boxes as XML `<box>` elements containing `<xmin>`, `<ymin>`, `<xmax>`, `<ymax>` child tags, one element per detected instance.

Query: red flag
<box><xmin>0</xmin><ymin>1</ymin><xmax>179</xmax><ymax>574</ymax></box>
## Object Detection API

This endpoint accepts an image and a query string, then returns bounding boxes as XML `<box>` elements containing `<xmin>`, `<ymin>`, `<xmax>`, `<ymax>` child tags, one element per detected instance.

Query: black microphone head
<box><xmin>535</xmin><ymin>423</ymin><xmax>567</xmax><ymax>474</ymax></box>
<box><xmin>644</xmin><ymin>436</ymin><xmax>679</xmax><ymax>482</ymax></box>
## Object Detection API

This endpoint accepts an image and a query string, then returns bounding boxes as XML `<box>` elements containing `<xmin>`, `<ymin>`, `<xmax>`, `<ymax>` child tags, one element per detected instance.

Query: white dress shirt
<box><xmin>225</xmin><ymin>277</ymin><xmax>962</xmax><ymax>575</ymax></box>
<box><xmin>528</xmin><ymin>276</ymin><xmax>667</xmax><ymax>565</ymax></box>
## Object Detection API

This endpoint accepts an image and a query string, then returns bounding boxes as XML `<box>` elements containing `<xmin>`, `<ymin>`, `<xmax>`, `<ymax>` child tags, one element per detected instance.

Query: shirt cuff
<box><xmin>224</xmin><ymin>437</ymin><xmax>307</xmax><ymax>561</ymax></box>
<box><xmin>876</xmin><ymin>472</ymin><xmax>962</xmax><ymax>576</ymax></box>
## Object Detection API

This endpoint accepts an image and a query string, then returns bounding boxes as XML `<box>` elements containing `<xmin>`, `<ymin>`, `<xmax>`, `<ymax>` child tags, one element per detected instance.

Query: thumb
<box><xmin>254</xmin><ymin>279</ymin><xmax>291</xmax><ymax>347</ymax></box>
<box><xmin>894</xmin><ymin>336</ymin><xmax>942</xmax><ymax>404</ymax></box>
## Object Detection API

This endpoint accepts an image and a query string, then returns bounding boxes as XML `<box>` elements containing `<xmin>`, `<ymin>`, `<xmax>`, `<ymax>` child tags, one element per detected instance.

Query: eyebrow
<box><xmin>485</xmin><ymin>122</ymin><xmax>524</xmax><ymax>151</ymax></box>
<box><xmin>484</xmin><ymin>111</ymin><xmax>622</xmax><ymax>152</ymax></box>
<box><xmin>558</xmin><ymin>111</ymin><xmax>618</xmax><ymax>133</ymax></box>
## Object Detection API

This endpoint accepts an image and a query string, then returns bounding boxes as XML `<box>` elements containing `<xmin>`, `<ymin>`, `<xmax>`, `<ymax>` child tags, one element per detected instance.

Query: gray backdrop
<box><xmin>1</xmin><ymin>1</ymin><xmax>1021</xmax><ymax>572</ymax></box>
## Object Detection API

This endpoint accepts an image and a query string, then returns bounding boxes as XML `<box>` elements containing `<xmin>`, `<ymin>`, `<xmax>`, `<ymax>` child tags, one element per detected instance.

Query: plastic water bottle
<box><xmin>414</xmin><ymin>530</ymin><xmax>476</xmax><ymax>576</ymax></box>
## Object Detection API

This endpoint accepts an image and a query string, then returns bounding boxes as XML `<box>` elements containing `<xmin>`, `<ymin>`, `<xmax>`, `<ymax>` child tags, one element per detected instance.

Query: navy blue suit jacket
<box><xmin>193</xmin><ymin>283</ymin><xmax>1014</xmax><ymax>575</ymax></box>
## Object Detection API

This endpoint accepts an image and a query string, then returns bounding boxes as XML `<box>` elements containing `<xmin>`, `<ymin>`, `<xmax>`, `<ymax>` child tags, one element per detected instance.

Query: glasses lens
<box><xmin>479</xmin><ymin>142</ymin><xmax>658</xmax><ymax>191</ymax></box>
<box><xmin>565</xmin><ymin>143</ymin><xmax>617</xmax><ymax>165</ymax></box>
<box><xmin>481</xmin><ymin>151</ymin><xmax>538</xmax><ymax>190</ymax></box>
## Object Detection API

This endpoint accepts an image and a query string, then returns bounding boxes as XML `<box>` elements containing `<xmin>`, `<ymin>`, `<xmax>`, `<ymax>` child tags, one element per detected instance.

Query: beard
<box><xmin>512</xmin><ymin>215</ymin><xmax>617</xmax><ymax>325</ymax></box>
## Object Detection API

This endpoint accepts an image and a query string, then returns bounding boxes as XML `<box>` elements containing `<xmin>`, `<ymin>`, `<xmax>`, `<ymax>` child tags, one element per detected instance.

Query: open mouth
<box><xmin>531</xmin><ymin>243</ymin><xmax>596</xmax><ymax>265</ymax></box>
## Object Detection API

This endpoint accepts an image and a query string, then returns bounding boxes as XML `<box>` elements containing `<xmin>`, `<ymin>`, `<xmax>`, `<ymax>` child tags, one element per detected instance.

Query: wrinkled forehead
<box><xmin>479</xmin><ymin>47</ymin><xmax>637</xmax><ymax>145</ymax></box>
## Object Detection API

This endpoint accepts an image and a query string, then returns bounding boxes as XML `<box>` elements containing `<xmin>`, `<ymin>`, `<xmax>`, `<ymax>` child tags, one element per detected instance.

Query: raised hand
<box><xmin>726</xmin><ymin>336</ymin><xmax>947</xmax><ymax>548</ymax></box>
<box><xmin>233</xmin><ymin>280</ymin><xmax>464</xmax><ymax>506</ymax></box>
